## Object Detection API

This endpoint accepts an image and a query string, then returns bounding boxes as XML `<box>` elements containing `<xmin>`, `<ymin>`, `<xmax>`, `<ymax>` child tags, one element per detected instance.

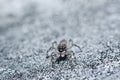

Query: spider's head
<box><xmin>58</xmin><ymin>44</ymin><xmax>67</xmax><ymax>52</ymax></box>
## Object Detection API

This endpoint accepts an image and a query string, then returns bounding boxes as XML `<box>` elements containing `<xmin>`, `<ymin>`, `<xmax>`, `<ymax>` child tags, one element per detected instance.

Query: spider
<box><xmin>46</xmin><ymin>39</ymin><xmax>82</xmax><ymax>67</ymax></box>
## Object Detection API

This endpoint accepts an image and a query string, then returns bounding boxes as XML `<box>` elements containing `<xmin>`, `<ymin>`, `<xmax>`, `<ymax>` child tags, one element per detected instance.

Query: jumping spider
<box><xmin>46</xmin><ymin>39</ymin><xmax>82</xmax><ymax>67</ymax></box>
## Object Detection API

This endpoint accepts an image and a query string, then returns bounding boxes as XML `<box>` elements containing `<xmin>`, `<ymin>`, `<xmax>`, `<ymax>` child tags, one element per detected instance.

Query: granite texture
<box><xmin>0</xmin><ymin>0</ymin><xmax>120</xmax><ymax>80</ymax></box>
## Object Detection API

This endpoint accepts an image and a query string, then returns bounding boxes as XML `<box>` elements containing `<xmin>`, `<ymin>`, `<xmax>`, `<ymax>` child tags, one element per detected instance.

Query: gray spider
<box><xmin>46</xmin><ymin>39</ymin><xmax>82</xmax><ymax>67</ymax></box>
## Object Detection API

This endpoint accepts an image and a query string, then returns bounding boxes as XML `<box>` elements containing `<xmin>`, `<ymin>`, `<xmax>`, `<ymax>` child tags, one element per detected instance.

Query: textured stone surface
<box><xmin>0</xmin><ymin>0</ymin><xmax>120</xmax><ymax>80</ymax></box>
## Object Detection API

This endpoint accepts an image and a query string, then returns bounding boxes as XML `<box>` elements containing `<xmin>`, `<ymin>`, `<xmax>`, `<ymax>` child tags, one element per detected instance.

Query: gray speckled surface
<box><xmin>0</xmin><ymin>0</ymin><xmax>120</xmax><ymax>80</ymax></box>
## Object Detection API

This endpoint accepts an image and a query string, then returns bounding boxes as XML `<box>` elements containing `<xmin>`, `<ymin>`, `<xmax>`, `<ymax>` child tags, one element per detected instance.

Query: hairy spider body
<box><xmin>46</xmin><ymin>39</ymin><xmax>82</xmax><ymax>67</ymax></box>
<box><xmin>57</xmin><ymin>39</ymin><xmax>67</xmax><ymax>52</ymax></box>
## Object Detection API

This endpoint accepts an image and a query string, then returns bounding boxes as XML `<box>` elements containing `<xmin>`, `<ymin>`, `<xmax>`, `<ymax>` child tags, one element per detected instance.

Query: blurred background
<box><xmin>0</xmin><ymin>0</ymin><xmax>120</xmax><ymax>80</ymax></box>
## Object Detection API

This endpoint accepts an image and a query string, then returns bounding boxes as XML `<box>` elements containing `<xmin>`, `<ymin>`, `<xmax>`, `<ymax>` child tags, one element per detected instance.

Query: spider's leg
<box><xmin>73</xmin><ymin>44</ymin><xmax>82</xmax><ymax>52</ymax></box>
<box><xmin>68</xmin><ymin>39</ymin><xmax>82</xmax><ymax>52</ymax></box>
<box><xmin>51</xmin><ymin>52</ymin><xmax>57</xmax><ymax>68</ymax></box>
<box><xmin>55</xmin><ymin>57</ymin><xmax>60</xmax><ymax>64</ymax></box>
<box><xmin>46</xmin><ymin>47</ymin><xmax>54</xmax><ymax>58</ymax></box>
<box><xmin>46</xmin><ymin>41</ymin><xmax>57</xmax><ymax>58</ymax></box>
<box><xmin>67</xmin><ymin>51</ymin><xmax>77</xmax><ymax>65</ymax></box>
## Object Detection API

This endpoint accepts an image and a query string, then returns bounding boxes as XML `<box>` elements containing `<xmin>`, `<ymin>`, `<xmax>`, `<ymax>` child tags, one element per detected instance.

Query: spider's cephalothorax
<box><xmin>46</xmin><ymin>39</ymin><xmax>82</xmax><ymax>68</ymax></box>
<box><xmin>57</xmin><ymin>40</ymin><xmax>67</xmax><ymax>53</ymax></box>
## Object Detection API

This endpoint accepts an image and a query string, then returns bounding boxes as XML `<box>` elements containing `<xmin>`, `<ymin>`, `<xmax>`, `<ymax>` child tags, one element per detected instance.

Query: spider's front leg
<box><xmin>51</xmin><ymin>52</ymin><xmax>57</xmax><ymax>68</ymax></box>
<box><xmin>68</xmin><ymin>39</ymin><xmax>82</xmax><ymax>52</ymax></box>
<box><xmin>46</xmin><ymin>41</ymin><xmax>57</xmax><ymax>58</ymax></box>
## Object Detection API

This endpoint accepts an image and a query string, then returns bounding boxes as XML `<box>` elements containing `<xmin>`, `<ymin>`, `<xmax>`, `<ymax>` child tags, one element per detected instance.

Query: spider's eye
<box><xmin>58</xmin><ymin>47</ymin><xmax>63</xmax><ymax>52</ymax></box>
<box><xmin>59</xmin><ymin>47</ymin><xmax>66</xmax><ymax>52</ymax></box>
